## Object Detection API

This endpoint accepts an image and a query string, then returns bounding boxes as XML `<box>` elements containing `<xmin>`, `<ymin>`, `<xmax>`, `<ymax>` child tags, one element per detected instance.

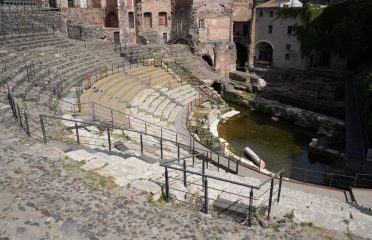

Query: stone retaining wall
<box><xmin>222</xmin><ymin>89</ymin><xmax>345</xmax><ymax>133</ymax></box>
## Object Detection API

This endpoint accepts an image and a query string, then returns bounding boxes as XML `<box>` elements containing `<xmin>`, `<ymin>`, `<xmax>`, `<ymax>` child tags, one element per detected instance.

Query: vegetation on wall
<box><xmin>278</xmin><ymin>0</ymin><xmax>372</xmax><ymax>67</ymax></box>
<box><xmin>279</xmin><ymin>0</ymin><xmax>372</xmax><ymax>146</ymax></box>
<box><xmin>356</xmin><ymin>69</ymin><xmax>372</xmax><ymax>143</ymax></box>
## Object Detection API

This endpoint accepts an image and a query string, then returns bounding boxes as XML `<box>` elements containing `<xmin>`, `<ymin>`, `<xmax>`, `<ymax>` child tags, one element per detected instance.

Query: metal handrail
<box><xmin>160</xmin><ymin>155</ymin><xmax>260</xmax><ymax>190</ymax></box>
<box><xmin>257</xmin><ymin>169</ymin><xmax>285</xmax><ymax>188</ymax></box>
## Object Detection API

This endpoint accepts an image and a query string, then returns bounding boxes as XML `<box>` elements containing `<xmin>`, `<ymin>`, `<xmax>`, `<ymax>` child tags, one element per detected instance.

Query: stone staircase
<box><xmin>0</xmin><ymin>24</ymin><xmax>125</xmax><ymax>122</ymax></box>
<box><xmin>78</xmin><ymin>65</ymin><xmax>200</xmax><ymax>130</ymax></box>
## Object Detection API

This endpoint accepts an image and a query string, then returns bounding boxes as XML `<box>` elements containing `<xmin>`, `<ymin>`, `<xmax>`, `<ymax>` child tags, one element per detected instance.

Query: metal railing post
<box><xmin>10</xmin><ymin>96</ymin><xmax>16</xmax><ymax>119</ymax></box>
<box><xmin>353</xmin><ymin>173</ymin><xmax>358</xmax><ymax>188</ymax></box>
<box><xmin>192</xmin><ymin>151</ymin><xmax>195</xmax><ymax>166</ymax></box>
<box><xmin>217</xmin><ymin>154</ymin><xmax>220</xmax><ymax>171</ymax></box>
<box><xmin>75</xmin><ymin>122</ymin><xmax>80</xmax><ymax>144</ymax></box>
<box><xmin>183</xmin><ymin>159</ymin><xmax>187</xmax><ymax>187</ymax></box>
<box><xmin>92</xmin><ymin>103</ymin><xmax>95</xmax><ymax>123</ymax></box>
<box><xmin>237</xmin><ymin>153</ymin><xmax>241</xmax><ymax>174</ymax></box>
<box><xmin>202</xmin><ymin>157</ymin><xmax>205</xmax><ymax>183</ymax></box>
<box><xmin>267</xmin><ymin>178</ymin><xmax>274</xmax><ymax>220</ymax></box>
<box><xmin>204</xmin><ymin>177</ymin><xmax>208</xmax><ymax>214</ymax></box>
<box><xmin>17</xmin><ymin>104</ymin><xmax>22</xmax><ymax>128</ymax></box>
<box><xmin>192</xmin><ymin>138</ymin><xmax>195</xmax><ymax>153</ymax></box>
<box><xmin>277</xmin><ymin>172</ymin><xmax>283</xmax><ymax>202</ymax></box>
<box><xmin>206</xmin><ymin>152</ymin><xmax>209</xmax><ymax>169</ymax></box>
<box><xmin>160</xmin><ymin>136</ymin><xmax>163</xmax><ymax>160</ymax></box>
<box><xmin>140</xmin><ymin>133</ymin><xmax>143</xmax><ymax>155</ymax></box>
<box><xmin>248</xmin><ymin>188</ymin><xmax>253</xmax><ymax>227</ymax></box>
<box><xmin>177</xmin><ymin>143</ymin><xmax>180</xmax><ymax>160</ymax></box>
<box><xmin>111</xmin><ymin>109</ymin><xmax>114</xmax><ymax>128</ymax></box>
<box><xmin>24</xmin><ymin>111</ymin><xmax>30</xmax><ymax>137</ymax></box>
<box><xmin>40</xmin><ymin>115</ymin><xmax>47</xmax><ymax>144</ymax></box>
<box><xmin>165</xmin><ymin>167</ymin><xmax>169</xmax><ymax>202</ymax></box>
<box><xmin>107</xmin><ymin>128</ymin><xmax>111</xmax><ymax>151</ymax></box>
<box><xmin>329</xmin><ymin>173</ymin><xmax>334</xmax><ymax>187</ymax></box>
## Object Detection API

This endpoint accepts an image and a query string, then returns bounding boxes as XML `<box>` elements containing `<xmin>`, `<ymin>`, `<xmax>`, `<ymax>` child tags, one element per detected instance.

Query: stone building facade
<box><xmin>170</xmin><ymin>0</ymin><xmax>254</xmax><ymax>75</ymax></box>
<box><xmin>53</xmin><ymin>0</ymin><xmax>348</xmax><ymax>74</ymax></box>
<box><xmin>250</xmin><ymin>0</ymin><xmax>348</xmax><ymax>71</ymax></box>
<box><xmin>56</xmin><ymin>0</ymin><xmax>172</xmax><ymax>45</ymax></box>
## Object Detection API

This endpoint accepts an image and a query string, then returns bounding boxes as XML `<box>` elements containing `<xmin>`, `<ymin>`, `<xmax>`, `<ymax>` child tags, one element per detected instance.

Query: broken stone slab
<box><xmin>114</xmin><ymin>141</ymin><xmax>129</xmax><ymax>152</ymax></box>
<box><xmin>169</xmin><ymin>182</ymin><xmax>187</xmax><ymax>201</ymax></box>
<box><xmin>131</xmin><ymin>179</ymin><xmax>162</xmax><ymax>201</ymax></box>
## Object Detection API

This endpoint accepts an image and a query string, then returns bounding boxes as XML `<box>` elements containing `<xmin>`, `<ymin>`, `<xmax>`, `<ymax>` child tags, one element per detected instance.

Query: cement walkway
<box><xmin>174</xmin><ymin>105</ymin><xmax>348</xmax><ymax>202</ymax></box>
<box><xmin>351</xmin><ymin>188</ymin><xmax>372</xmax><ymax>209</ymax></box>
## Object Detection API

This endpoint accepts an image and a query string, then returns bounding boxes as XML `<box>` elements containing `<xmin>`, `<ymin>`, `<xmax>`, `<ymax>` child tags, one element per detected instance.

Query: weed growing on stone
<box><xmin>284</xmin><ymin>209</ymin><xmax>295</xmax><ymax>221</ymax></box>
<box><xmin>149</xmin><ymin>192</ymin><xmax>167</xmax><ymax>207</ymax></box>
<box><xmin>268</xmin><ymin>221</ymin><xmax>279</xmax><ymax>231</ymax></box>
<box><xmin>63</xmin><ymin>160</ymin><xmax>116</xmax><ymax>190</ymax></box>
<box><xmin>85</xmin><ymin>169</ymin><xmax>116</xmax><ymax>190</ymax></box>
<box><xmin>98</xmin><ymin>128</ymin><xmax>105</xmax><ymax>136</ymax></box>
<box><xmin>63</xmin><ymin>160</ymin><xmax>86</xmax><ymax>170</ymax></box>
<box><xmin>52</xmin><ymin>134</ymin><xmax>76</xmax><ymax>144</ymax></box>
<box><xmin>118</xmin><ymin>130</ymin><xmax>131</xmax><ymax>141</ymax></box>
<box><xmin>300</xmin><ymin>222</ymin><xmax>313</xmax><ymax>227</ymax></box>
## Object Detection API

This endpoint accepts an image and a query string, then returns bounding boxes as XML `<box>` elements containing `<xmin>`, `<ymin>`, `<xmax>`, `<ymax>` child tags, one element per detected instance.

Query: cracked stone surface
<box><xmin>0</xmin><ymin>103</ymin><xmax>366</xmax><ymax>240</ymax></box>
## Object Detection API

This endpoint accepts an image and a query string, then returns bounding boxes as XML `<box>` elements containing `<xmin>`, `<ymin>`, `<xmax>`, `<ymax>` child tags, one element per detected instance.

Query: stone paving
<box><xmin>52</xmin><ymin>110</ymin><xmax>372</xmax><ymax>239</ymax></box>
<box><xmin>0</xmin><ymin>12</ymin><xmax>371</xmax><ymax>238</ymax></box>
<box><xmin>0</xmin><ymin>104</ymin><xmax>360</xmax><ymax>240</ymax></box>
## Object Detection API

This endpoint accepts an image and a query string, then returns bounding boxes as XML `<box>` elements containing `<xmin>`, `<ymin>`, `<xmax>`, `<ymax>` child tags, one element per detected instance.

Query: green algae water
<box><xmin>218</xmin><ymin>104</ymin><xmax>344</xmax><ymax>177</ymax></box>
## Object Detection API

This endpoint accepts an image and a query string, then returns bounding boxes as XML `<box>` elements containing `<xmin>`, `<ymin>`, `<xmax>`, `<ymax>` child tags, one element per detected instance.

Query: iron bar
<box><xmin>165</xmin><ymin>167</ymin><xmax>169</xmax><ymax>202</ymax></box>
<box><xmin>107</xmin><ymin>127</ymin><xmax>111</xmax><ymax>151</ymax></box>
<box><xmin>40</xmin><ymin>115</ymin><xmax>47</xmax><ymax>144</ymax></box>
<box><xmin>248</xmin><ymin>188</ymin><xmax>253</xmax><ymax>227</ymax></box>
<box><xmin>75</xmin><ymin>122</ymin><xmax>80</xmax><ymax>144</ymax></box>
<box><xmin>140</xmin><ymin>133</ymin><xmax>143</xmax><ymax>155</ymax></box>
<box><xmin>277</xmin><ymin>172</ymin><xmax>283</xmax><ymax>202</ymax></box>
<box><xmin>24</xmin><ymin>110</ymin><xmax>30</xmax><ymax>136</ymax></box>
<box><xmin>183</xmin><ymin>159</ymin><xmax>187</xmax><ymax>187</ymax></box>
<box><xmin>267</xmin><ymin>178</ymin><xmax>274</xmax><ymax>219</ymax></box>
<box><xmin>204</xmin><ymin>177</ymin><xmax>208</xmax><ymax>214</ymax></box>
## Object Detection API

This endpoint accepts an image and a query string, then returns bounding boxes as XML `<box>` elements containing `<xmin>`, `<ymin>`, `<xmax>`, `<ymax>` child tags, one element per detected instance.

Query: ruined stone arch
<box><xmin>202</xmin><ymin>54</ymin><xmax>213</xmax><ymax>67</ymax></box>
<box><xmin>255</xmin><ymin>40</ymin><xmax>274</xmax><ymax>63</ymax></box>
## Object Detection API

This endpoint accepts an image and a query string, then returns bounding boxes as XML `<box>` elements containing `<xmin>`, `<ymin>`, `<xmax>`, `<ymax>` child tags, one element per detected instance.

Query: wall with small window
<box><xmin>159</xmin><ymin>12</ymin><xmax>168</xmax><ymax>27</ymax></box>
<box><xmin>143</xmin><ymin>12</ymin><xmax>153</xmax><ymax>29</ymax></box>
<box><xmin>128</xmin><ymin>12</ymin><xmax>135</xmax><ymax>28</ymax></box>
<box><xmin>138</xmin><ymin>0</ymin><xmax>172</xmax><ymax>42</ymax></box>
<box><xmin>254</xmin><ymin>7</ymin><xmax>305</xmax><ymax>69</ymax></box>
<box><xmin>198</xmin><ymin>16</ymin><xmax>230</xmax><ymax>41</ymax></box>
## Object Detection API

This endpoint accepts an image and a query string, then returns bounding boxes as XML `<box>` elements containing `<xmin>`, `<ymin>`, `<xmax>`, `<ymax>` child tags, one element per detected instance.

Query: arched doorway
<box><xmin>105</xmin><ymin>11</ymin><xmax>119</xmax><ymax>28</ymax></box>
<box><xmin>202</xmin><ymin>54</ymin><xmax>213</xmax><ymax>67</ymax></box>
<box><xmin>255</xmin><ymin>41</ymin><xmax>273</xmax><ymax>64</ymax></box>
<box><xmin>211</xmin><ymin>81</ymin><xmax>223</xmax><ymax>93</ymax></box>
<box><xmin>236</xmin><ymin>42</ymin><xmax>248</xmax><ymax>70</ymax></box>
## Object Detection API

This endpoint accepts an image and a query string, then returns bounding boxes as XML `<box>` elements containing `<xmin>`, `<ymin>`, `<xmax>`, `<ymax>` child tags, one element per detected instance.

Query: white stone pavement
<box><xmin>60</xmin><ymin>113</ymin><xmax>372</xmax><ymax>239</ymax></box>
